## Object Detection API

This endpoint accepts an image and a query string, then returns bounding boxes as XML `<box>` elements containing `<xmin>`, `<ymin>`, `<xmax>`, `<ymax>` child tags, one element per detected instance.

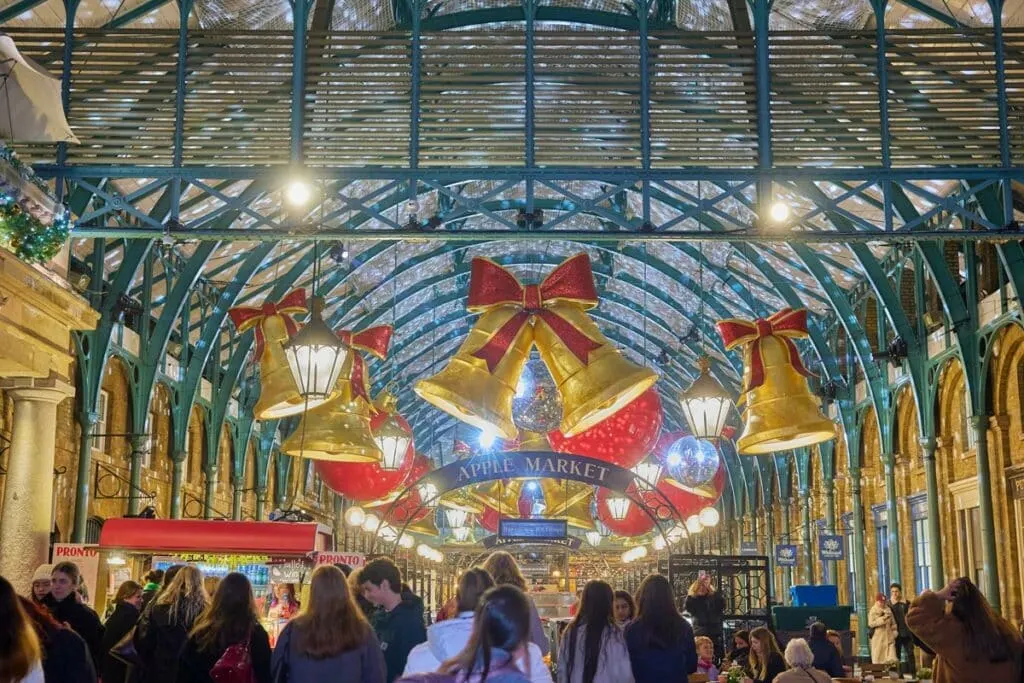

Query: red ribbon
<box><xmin>716</xmin><ymin>308</ymin><xmax>814</xmax><ymax>393</ymax></box>
<box><xmin>466</xmin><ymin>255</ymin><xmax>602</xmax><ymax>372</ymax></box>
<box><xmin>337</xmin><ymin>326</ymin><xmax>393</xmax><ymax>402</ymax></box>
<box><xmin>228</xmin><ymin>289</ymin><xmax>307</xmax><ymax>360</ymax></box>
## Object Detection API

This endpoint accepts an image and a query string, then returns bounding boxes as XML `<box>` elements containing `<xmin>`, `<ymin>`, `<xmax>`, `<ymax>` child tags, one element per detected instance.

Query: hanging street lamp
<box><xmin>679</xmin><ymin>356</ymin><xmax>733</xmax><ymax>440</ymax></box>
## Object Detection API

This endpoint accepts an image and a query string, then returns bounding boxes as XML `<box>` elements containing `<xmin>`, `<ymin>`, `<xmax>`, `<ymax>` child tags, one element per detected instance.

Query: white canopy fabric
<box><xmin>0</xmin><ymin>34</ymin><xmax>78</xmax><ymax>144</ymax></box>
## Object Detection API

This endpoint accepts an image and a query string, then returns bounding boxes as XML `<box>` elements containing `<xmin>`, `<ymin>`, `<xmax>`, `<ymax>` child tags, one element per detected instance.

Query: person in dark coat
<box><xmin>20</xmin><ymin>596</ymin><xmax>97</xmax><ymax>683</ymax></box>
<box><xmin>141</xmin><ymin>569</ymin><xmax>164</xmax><ymax>611</ymax></box>
<box><xmin>272</xmin><ymin>565</ymin><xmax>386</xmax><ymax>683</ymax></box>
<box><xmin>807</xmin><ymin>622</ymin><xmax>844</xmax><ymax>678</ymax></box>
<box><xmin>683</xmin><ymin>574</ymin><xmax>726</xmax><ymax>662</ymax></box>
<box><xmin>176</xmin><ymin>572</ymin><xmax>272</xmax><ymax>683</ymax></box>
<box><xmin>358</xmin><ymin>558</ymin><xmax>427</xmax><ymax>683</ymax></box>
<box><xmin>726</xmin><ymin>630</ymin><xmax>751</xmax><ymax>671</ymax></box>
<box><xmin>134</xmin><ymin>565</ymin><xmax>208</xmax><ymax>683</ymax></box>
<box><xmin>889</xmin><ymin>583</ymin><xmax>915</xmax><ymax>671</ymax></box>
<box><xmin>338</xmin><ymin>563</ymin><xmax>377</xmax><ymax>618</ymax></box>
<box><xmin>101</xmin><ymin>580</ymin><xmax>144</xmax><ymax>683</ymax></box>
<box><xmin>625</xmin><ymin>574</ymin><xmax>697</xmax><ymax>683</ymax></box>
<box><xmin>43</xmin><ymin>561</ymin><xmax>105</xmax><ymax>671</ymax></box>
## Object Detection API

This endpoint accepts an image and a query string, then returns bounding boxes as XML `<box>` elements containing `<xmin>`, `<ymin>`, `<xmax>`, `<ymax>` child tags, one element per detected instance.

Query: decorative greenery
<box><xmin>916</xmin><ymin>667</ymin><xmax>932</xmax><ymax>680</ymax></box>
<box><xmin>726</xmin><ymin>665</ymin><xmax>747</xmax><ymax>683</ymax></box>
<box><xmin>0</xmin><ymin>141</ymin><xmax>49</xmax><ymax>194</ymax></box>
<box><xmin>0</xmin><ymin>194</ymin><xmax>71</xmax><ymax>263</ymax></box>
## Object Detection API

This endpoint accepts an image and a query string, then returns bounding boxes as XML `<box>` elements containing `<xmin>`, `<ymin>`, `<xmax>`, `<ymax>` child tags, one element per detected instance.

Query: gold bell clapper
<box><xmin>717</xmin><ymin>308</ymin><xmax>836</xmax><ymax>454</ymax></box>
<box><xmin>415</xmin><ymin>304</ymin><xmax>533</xmax><ymax>440</ymax></box>
<box><xmin>534</xmin><ymin>301</ymin><xmax>657</xmax><ymax>437</ymax></box>
<box><xmin>229</xmin><ymin>289</ymin><xmax>331</xmax><ymax>420</ymax></box>
<box><xmin>281</xmin><ymin>377</ymin><xmax>383</xmax><ymax>462</ymax></box>
<box><xmin>417</xmin><ymin>254</ymin><xmax>657</xmax><ymax>439</ymax></box>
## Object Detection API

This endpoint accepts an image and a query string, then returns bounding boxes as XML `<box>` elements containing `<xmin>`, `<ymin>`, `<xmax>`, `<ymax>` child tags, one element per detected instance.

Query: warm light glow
<box><xmin>769</xmin><ymin>200</ymin><xmax>790</xmax><ymax>223</ymax></box>
<box><xmin>445</xmin><ymin>508</ymin><xmax>469</xmax><ymax>529</ymax></box>
<box><xmin>362</xmin><ymin>513</ymin><xmax>381</xmax><ymax>533</ymax></box>
<box><xmin>417</xmin><ymin>543</ymin><xmax>431</xmax><ymax>557</ymax></box>
<box><xmin>379</xmin><ymin>524</ymin><xmax>398</xmax><ymax>541</ymax></box>
<box><xmin>374</xmin><ymin>414</ymin><xmax>412</xmax><ymax>471</ymax></box>
<box><xmin>607</xmin><ymin>495</ymin><xmax>631</xmax><ymax>521</ymax></box>
<box><xmin>525</xmin><ymin>480</ymin><xmax>540</xmax><ymax>493</ymax></box>
<box><xmin>283</xmin><ymin>296</ymin><xmax>348</xmax><ymax>402</ymax></box>
<box><xmin>668</xmin><ymin>524</ymin><xmax>688</xmax><ymax>543</ymax></box>
<box><xmin>653</xmin><ymin>536</ymin><xmax>667</xmax><ymax>551</ymax></box>
<box><xmin>107</xmin><ymin>553</ymin><xmax>126</xmax><ymax>566</ymax></box>
<box><xmin>679</xmin><ymin>357</ymin><xmax>733</xmax><ymax>440</ymax></box>
<box><xmin>398</xmin><ymin>534</ymin><xmax>415</xmax><ymax>549</ymax></box>
<box><xmin>452</xmin><ymin>526</ymin><xmax>470</xmax><ymax>542</ymax></box>
<box><xmin>685</xmin><ymin>514</ymin><xmax>703</xmax><ymax>534</ymax></box>
<box><xmin>285</xmin><ymin>179</ymin><xmax>312</xmax><ymax>206</ymax></box>
<box><xmin>585</xmin><ymin>531</ymin><xmax>602</xmax><ymax>547</ymax></box>
<box><xmin>418</xmin><ymin>482</ymin><xmax>439</xmax><ymax>507</ymax></box>
<box><xmin>632</xmin><ymin>545</ymin><xmax>648</xmax><ymax>559</ymax></box>
<box><xmin>479</xmin><ymin>426</ymin><xmax>497</xmax><ymax>449</ymax></box>
<box><xmin>666</xmin><ymin>451</ymin><xmax>683</xmax><ymax>467</ymax></box>
<box><xmin>344</xmin><ymin>506</ymin><xmax>366</xmax><ymax>527</ymax></box>
<box><xmin>698</xmin><ymin>506</ymin><xmax>721</xmax><ymax>528</ymax></box>
<box><xmin>552</xmin><ymin>569</ymin><xmax>562</xmax><ymax>577</ymax></box>
<box><xmin>631</xmin><ymin>461</ymin><xmax>663</xmax><ymax>490</ymax></box>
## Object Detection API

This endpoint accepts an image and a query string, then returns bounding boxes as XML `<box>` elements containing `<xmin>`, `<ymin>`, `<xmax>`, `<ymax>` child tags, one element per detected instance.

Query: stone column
<box><xmin>255</xmin><ymin>487</ymin><xmax>268</xmax><ymax>521</ymax></box>
<box><xmin>0</xmin><ymin>376</ymin><xmax>74</xmax><ymax>593</ymax></box>
<box><xmin>169</xmin><ymin>452</ymin><xmax>186</xmax><ymax>519</ymax></box>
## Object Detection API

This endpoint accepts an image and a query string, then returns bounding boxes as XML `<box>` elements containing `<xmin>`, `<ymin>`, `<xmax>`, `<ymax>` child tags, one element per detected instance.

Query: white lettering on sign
<box><xmin>315</xmin><ymin>552</ymin><xmax>366</xmax><ymax>568</ymax></box>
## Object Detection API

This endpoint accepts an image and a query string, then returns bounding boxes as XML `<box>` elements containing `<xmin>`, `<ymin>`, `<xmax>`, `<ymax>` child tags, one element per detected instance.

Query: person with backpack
<box><xmin>271</xmin><ymin>565</ymin><xmax>386</xmax><ymax>683</ymax></box>
<box><xmin>176</xmin><ymin>572</ymin><xmax>272</xmax><ymax>683</ymax></box>
<box><xmin>396</xmin><ymin>585</ymin><xmax>538</xmax><ymax>683</ymax></box>
<box><xmin>403</xmin><ymin>568</ymin><xmax>550</xmax><ymax>683</ymax></box>
<box><xmin>359</xmin><ymin>558</ymin><xmax>427</xmax><ymax>683</ymax></box>
<box><xmin>557</xmin><ymin>580</ymin><xmax>634</xmax><ymax>683</ymax></box>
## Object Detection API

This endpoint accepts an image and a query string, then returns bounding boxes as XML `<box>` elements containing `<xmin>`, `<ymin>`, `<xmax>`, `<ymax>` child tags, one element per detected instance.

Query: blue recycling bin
<box><xmin>789</xmin><ymin>584</ymin><xmax>838</xmax><ymax>607</ymax></box>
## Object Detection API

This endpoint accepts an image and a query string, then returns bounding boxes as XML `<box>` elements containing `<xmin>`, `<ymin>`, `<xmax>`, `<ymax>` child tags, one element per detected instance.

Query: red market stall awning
<box><xmin>98</xmin><ymin>519</ymin><xmax>322</xmax><ymax>556</ymax></box>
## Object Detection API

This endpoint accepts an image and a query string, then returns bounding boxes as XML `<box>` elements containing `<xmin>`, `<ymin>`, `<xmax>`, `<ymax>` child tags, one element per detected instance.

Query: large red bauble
<box><xmin>381</xmin><ymin>486</ymin><xmax>431</xmax><ymax>525</ymax></box>
<box><xmin>405</xmin><ymin>452</ymin><xmax>433</xmax><ymax>488</ymax></box>
<box><xmin>479</xmin><ymin>505</ymin><xmax>500</xmax><ymax>533</ymax></box>
<box><xmin>595</xmin><ymin>485</ymin><xmax>656</xmax><ymax>537</ymax></box>
<box><xmin>649</xmin><ymin>477</ymin><xmax>706</xmax><ymax>522</ymax></box>
<box><xmin>548</xmin><ymin>388</ymin><xmax>663</xmax><ymax>469</ymax></box>
<box><xmin>315</xmin><ymin>425</ymin><xmax>416</xmax><ymax>502</ymax></box>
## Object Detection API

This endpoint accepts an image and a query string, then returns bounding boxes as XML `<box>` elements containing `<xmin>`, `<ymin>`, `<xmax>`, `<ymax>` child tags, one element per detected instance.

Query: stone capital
<box><xmin>990</xmin><ymin>413</ymin><xmax>1011</xmax><ymax>431</ymax></box>
<box><xmin>0</xmin><ymin>375</ymin><xmax>74</xmax><ymax>404</ymax></box>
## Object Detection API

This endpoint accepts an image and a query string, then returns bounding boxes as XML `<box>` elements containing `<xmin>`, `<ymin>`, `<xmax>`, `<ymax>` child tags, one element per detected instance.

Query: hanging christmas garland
<box><xmin>0</xmin><ymin>194</ymin><xmax>71</xmax><ymax>264</ymax></box>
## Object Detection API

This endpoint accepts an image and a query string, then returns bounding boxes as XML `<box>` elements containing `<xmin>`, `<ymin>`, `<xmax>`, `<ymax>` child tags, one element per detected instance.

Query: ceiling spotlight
<box><xmin>285</xmin><ymin>179</ymin><xmax>312</xmax><ymax>207</ymax></box>
<box><xmin>768</xmin><ymin>200</ymin><xmax>790</xmax><ymax>224</ymax></box>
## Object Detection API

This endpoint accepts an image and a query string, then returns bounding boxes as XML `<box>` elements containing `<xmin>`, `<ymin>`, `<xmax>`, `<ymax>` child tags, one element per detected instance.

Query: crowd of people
<box><xmin>2</xmin><ymin>553</ymin><xmax>1023</xmax><ymax>683</ymax></box>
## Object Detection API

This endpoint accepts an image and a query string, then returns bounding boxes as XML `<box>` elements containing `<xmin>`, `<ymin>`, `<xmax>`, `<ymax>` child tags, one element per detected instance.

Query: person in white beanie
<box><xmin>29</xmin><ymin>564</ymin><xmax>52</xmax><ymax>606</ymax></box>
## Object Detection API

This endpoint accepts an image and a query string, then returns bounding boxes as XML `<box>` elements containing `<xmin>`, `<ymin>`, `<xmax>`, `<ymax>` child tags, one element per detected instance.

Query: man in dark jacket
<box><xmin>808</xmin><ymin>621</ymin><xmax>845</xmax><ymax>677</ymax></box>
<box><xmin>359</xmin><ymin>558</ymin><xmax>427</xmax><ymax>683</ymax></box>
<box><xmin>140</xmin><ymin>568</ymin><xmax>163</xmax><ymax>610</ymax></box>
<box><xmin>889</xmin><ymin>582</ymin><xmax>914</xmax><ymax>672</ymax></box>
<box><xmin>43</xmin><ymin>561</ymin><xmax>106</xmax><ymax>671</ymax></box>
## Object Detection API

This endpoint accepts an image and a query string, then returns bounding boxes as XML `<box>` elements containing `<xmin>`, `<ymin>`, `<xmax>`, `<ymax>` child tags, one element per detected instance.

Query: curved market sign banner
<box><xmin>417</xmin><ymin>451</ymin><xmax>635</xmax><ymax>495</ymax></box>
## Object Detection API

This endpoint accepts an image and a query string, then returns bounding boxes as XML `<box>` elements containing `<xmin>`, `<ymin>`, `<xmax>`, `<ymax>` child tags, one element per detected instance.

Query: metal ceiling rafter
<box><xmin>893</xmin><ymin>0</ymin><xmax>965</xmax><ymax>27</ymax></box>
<box><xmin>0</xmin><ymin>0</ymin><xmax>48</xmax><ymax>24</ymax></box>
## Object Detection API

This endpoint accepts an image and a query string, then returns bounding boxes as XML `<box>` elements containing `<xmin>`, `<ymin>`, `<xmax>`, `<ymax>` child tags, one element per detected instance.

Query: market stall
<box><xmin>97</xmin><ymin>518</ymin><xmax>333</xmax><ymax>643</ymax></box>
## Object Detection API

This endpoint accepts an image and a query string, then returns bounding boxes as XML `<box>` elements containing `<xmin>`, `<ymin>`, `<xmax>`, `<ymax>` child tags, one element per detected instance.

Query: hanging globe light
<box><xmin>585</xmin><ymin>531</ymin><xmax>602</xmax><ymax>547</ymax></box>
<box><xmin>398</xmin><ymin>534</ymin><xmax>415</xmax><ymax>549</ymax></box>
<box><xmin>698</xmin><ymin>506</ymin><xmax>721</xmax><ymax>527</ymax></box>
<box><xmin>416</xmin><ymin>543</ymin><xmax>431</xmax><ymax>557</ymax></box>
<box><xmin>679</xmin><ymin>357</ymin><xmax>732</xmax><ymax>440</ymax></box>
<box><xmin>631</xmin><ymin>459</ymin><xmax>663</xmax><ymax>491</ymax></box>
<box><xmin>344</xmin><ymin>505</ymin><xmax>366</xmax><ymax>527</ymax></box>
<box><xmin>607</xmin><ymin>495</ymin><xmax>631</xmax><ymax>521</ymax></box>
<box><xmin>362</xmin><ymin>513</ymin><xmax>382</xmax><ymax>533</ymax></box>
<box><xmin>653</xmin><ymin>535</ymin><xmax>667</xmax><ymax>551</ymax></box>
<box><xmin>685</xmin><ymin>514</ymin><xmax>703</xmax><ymax>534</ymax></box>
<box><xmin>665</xmin><ymin>435</ymin><xmax>720</xmax><ymax>489</ymax></box>
<box><xmin>667</xmin><ymin>523</ymin><xmax>687</xmax><ymax>543</ymax></box>
<box><xmin>283</xmin><ymin>295</ymin><xmax>349</xmax><ymax>402</ymax></box>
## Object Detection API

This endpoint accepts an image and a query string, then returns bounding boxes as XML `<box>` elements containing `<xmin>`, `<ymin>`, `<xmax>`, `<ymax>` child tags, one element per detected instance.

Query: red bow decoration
<box><xmin>716</xmin><ymin>308</ymin><xmax>814</xmax><ymax>393</ymax></box>
<box><xmin>337</xmin><ymin>326</ymin><xmax>393</xmax><ymax>402</ymax></box>
<box><xmin>228</xmin><ymin>289</ymin><xmax>307</xmax><ymax>360</ymax></box>
<box><xmin>466</xmin><ymin>255</ymin><xmax>601</xmax><ymax>372</ymax></box>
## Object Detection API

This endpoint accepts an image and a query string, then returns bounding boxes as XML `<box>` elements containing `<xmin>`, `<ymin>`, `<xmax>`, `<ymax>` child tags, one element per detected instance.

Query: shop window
<box><xmin>873</xmin><ymin>504</ymin><xmax>890</xmax><ymax>592</ymax></box>
<box><xmin>908</xmin><ymin>493</ymin><xmax>931</xmax><ymax>592</ymax></box>
<box><xmin>92</xmin><ymin>390</ymin><xmax>110</xmax><ymax>453</ymax></box>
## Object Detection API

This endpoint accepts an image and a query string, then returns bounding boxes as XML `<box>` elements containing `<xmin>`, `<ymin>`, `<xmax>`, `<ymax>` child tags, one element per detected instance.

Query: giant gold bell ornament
<box><xmin>281</xmin><ymin>325</ymin><xmax>394</xmax><ymax>462</ymax></box>
<box><xmin>229</xmin><ymin>289</ymin><xmax>332</xmax><ymax>420</ymax></box>
<box><xmin>717</xmin><ymin>308</ymin><xmax>835</xmax><ymax>454</ymax></box>
<box><xmin>418</xmin><ymin>255</ymin><xmax>656</xmax><ymax>439</ymax></box>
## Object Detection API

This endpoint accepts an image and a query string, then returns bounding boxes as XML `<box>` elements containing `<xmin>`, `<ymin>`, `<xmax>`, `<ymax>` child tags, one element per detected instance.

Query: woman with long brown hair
<box><xmin>272</xmin><ymin>565</ymin><xmax>386</xmax><ymax>683</ymax></box>
<box><xmin>0</xmin><ymin>575</ymin><xmax>43</xmax><ymax>683</ymax></box>
<box><xmin>177</xmin><ymin>572</ymin><xmax>272</xmax><ymax>683</ymax></box>
<box><xmin>134</xmin><ymin>564</ymin><xmax>209</xmax><ymax>683</ymax></box>
<box><xmin>907</xmin><ymin>577</ymin><xmax>1023</xmax><ymax>683</ymax></box>
<box><xmin>745</xmin><ymin>627</ymin><xmax>785</xmax><ymax>683</ymax></box>
<box><xmin>557</xmin><ymin>580</ymin><xmax>633</xmax><ymax>683</ymax></box>
<box><xmin>482</xmin><ymin>551</ymin><xmax>549</xmax><ymax>656</ymax></box>
<box><xmin>101</xmin><ymin>580</ymin><xmax>143</xmax><ymax>683</ymax></box>
<box><xmin>624</xmin><ymin>574</ymin><xmax>694</xmax><ymax>683</ymax></box>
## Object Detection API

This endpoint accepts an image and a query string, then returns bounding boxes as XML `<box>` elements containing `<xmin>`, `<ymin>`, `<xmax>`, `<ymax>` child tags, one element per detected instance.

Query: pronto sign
<box><xmin>315</xmin><ymin>551</ymin><xmax>366</xmax><ymax>568</ymax></box>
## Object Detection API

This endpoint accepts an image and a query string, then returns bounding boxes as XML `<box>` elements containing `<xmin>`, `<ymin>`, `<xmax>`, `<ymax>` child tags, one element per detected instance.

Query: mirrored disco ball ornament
<box><xmin>666</xmin><ymin>435</ymin><xmax>720</xmax><ymax>488</ymax></box>
<box><xmin>513</xmin><ymin>358</ymin><xmax>563</xmax><ymax>433</ymax></box>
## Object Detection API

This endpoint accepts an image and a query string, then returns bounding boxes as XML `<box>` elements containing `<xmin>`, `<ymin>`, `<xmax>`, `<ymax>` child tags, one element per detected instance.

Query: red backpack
<box><xmin>209</xmin><ymin>636</ymin><xmax>256</xmax><ymax>683</ymax></box>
